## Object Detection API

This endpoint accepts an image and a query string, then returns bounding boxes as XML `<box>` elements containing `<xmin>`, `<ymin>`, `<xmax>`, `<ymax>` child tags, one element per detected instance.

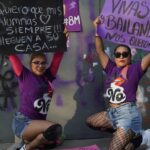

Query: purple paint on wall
<box><xmin>88</xmin><ymin>0</ymin><xmax>96</xmax><ymax>20</ymax></box>
<box><xmin>56</xmin><ymin>95</ymin><xmax>64</xmax><ymax>107</ymax></box>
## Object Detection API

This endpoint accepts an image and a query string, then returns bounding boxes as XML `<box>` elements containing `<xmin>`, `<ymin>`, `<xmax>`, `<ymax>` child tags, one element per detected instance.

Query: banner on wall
<box><xmin>0</xmin><ymin>0</ymin><xmax>66</xmax><ymax>55</ymax></box>
<box><xmin>97</xmin><ymin>0</ymin><xmax>150</xmax><ymax>52</ymax></box>
<box><xmin>63</xmin><ymin>0</ymin><xmax>82</xmax><ymax>32</ymax></box>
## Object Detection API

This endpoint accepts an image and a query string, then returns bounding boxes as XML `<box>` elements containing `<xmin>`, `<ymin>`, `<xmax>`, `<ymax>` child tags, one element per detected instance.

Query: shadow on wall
<box><xmin>64</xmin><ymin>43</ymin><xmax>110</xmax><ymax>139</ymax></box>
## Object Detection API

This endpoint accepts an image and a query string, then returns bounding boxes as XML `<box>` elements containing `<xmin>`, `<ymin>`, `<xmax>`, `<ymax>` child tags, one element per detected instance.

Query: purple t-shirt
<box><xmin>104</xmin><ymin>59</ymin><xmax>145</xmax><ymax>104</ymax></box>
<box><xmin>18</xmin><ymin>67</ymin><xmax>55</xmax><ymax>119</ymax></box>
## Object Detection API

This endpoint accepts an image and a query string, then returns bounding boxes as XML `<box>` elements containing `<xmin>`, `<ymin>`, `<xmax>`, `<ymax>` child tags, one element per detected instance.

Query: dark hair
<box><xmin>30</xmin><ymin>53</ymin><xmax>47</xmax><ymax>64</ymax></box>
<box><xmin>114</xmin><ymin>44</ymin><xmax>131</xmax><ymax>56</ymax></box>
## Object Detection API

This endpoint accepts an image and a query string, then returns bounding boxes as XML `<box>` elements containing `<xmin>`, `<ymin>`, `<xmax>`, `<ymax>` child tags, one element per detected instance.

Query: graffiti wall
<box><xmin>0</xmin><ymin>0</ymin><xmax>150</xmax><ymax>143</ymax></box>
<box><xmin>0</xmin><ymin>56</ymin><xmax>18</xmax><ymax>142</ymax></box>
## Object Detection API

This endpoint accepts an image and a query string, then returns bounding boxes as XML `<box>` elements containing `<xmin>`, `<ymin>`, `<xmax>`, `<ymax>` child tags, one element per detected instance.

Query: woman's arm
<box><xmin>49</xmin><ymin>52</ymin><xmax>64</xmax><ymax>77</ymax></box>
<box><xmin>9</xmin><ymin>55</ymin><xmax>23</xmax><ymax>76</ymax></box>
<box><xmin>141</xmin><ymin>53</ymin><xmax>150</xmax><ymax>71</ymax></box>
<box><xmin>49</xmin><ymin>27</ymin><xmax>68</xmax><ymax>76</ymax></box>
<box><xmin>94</xmin><ymin>17</ymin><xmax>109</xmax><ymax>69</ymax></box>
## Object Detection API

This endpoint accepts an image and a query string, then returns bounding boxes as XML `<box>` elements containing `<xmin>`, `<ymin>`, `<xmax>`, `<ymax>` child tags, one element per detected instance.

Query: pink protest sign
<box><xmin>97</xmin><ymin>0</ymin><xmax>150</xmax><ymax>51</ymax></box>
<box><xmin>61</xmin><ymin>144</ymin><xmax>101</xmax><ymax>150</ymax></box>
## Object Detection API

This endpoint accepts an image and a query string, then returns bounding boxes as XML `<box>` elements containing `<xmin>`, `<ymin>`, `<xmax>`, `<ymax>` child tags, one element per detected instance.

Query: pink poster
<box><xmin>61</xmin><ymin>144</ymin><xmax>101</xmax><ymax>150</ymax></box>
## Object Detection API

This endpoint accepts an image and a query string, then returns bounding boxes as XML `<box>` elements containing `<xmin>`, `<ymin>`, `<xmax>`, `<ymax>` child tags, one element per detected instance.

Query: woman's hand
<box><xmin>93</xmin><ymin>17</ymin><xmax>101</xmax><ymax>36</ymax></box>
<box><xmin>63</xmin><ymin>27</ymin><xmax>69</xmax><ymax>38</ymax></box>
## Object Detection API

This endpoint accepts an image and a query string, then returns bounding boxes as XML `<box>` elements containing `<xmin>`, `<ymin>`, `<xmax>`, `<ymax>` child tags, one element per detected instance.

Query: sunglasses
<box><xmin>32</xmin><ymin>61</ymin><xmax>47</xmax><ymax>66</ymax></box>
<box><xmin>114</xmin><ymin>51</ymin><xmax>130</xmax><ymax>58</ymax></box>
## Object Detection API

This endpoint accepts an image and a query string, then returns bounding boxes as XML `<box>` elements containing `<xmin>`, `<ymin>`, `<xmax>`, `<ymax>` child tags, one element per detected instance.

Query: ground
<box><xmin>0</xmin><ymin>138</ymin><xmax>147</xmax><ymax>150</ymax></box>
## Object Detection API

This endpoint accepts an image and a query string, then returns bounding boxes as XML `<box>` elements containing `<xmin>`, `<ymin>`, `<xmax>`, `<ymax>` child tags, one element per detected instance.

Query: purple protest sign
<box><xmin>97</xmin><ymin>0</ymin><xmax>150</xmax><ymax>51</ymax></box>
<box><xmin>63</xmin><ymin>0</ymin><xmax>82</xmax><ymax>32</ymax></box>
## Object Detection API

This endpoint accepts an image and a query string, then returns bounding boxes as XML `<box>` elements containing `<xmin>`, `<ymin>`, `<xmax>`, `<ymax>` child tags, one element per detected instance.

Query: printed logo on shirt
<box><xmin>34</xmin><ymin>93</ymin><xmax>51</xmax><ymax>114</ymax></box>
<box><xmin>105</xmin><ymin>77</ymin><xmax>126</xmax><ymax>104</ymax></box>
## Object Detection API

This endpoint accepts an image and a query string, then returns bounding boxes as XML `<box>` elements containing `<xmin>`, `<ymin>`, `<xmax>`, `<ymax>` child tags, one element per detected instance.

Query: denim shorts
<box><xmin>107</xmin><ymin>102</ymin><xmax>142</xmax><ymax>134</ymax></box>
<box><xmin>12</xmin><ymin>112</ymin><xmax>32</xmax><ymax>138</ymax></box>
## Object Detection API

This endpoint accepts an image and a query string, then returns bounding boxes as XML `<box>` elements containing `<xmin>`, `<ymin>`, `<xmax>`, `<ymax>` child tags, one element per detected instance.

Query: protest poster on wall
<box><xmin>97</xmin><ymin>0</ymin><xmax>150</xmax><ymax>52</ymax></box>
<box><xmin>0</xmin><ymin>0</ymin><xmax>66</xmax><ymax>55</ymax></box>
<box><xmin>63</xmin><ymin>0</ymin><xmax>82</xmax><ymax>32</ymax></box>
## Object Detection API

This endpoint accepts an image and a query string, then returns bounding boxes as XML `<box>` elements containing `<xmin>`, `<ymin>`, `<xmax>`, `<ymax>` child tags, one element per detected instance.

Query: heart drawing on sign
<box><xmin>39</xmin><ymin>15</ymin><xmax>51</xmax><ymax>25</ymax></box>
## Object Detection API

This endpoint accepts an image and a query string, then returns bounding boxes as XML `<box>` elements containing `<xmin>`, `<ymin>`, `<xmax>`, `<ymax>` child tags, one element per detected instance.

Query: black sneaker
<box><xmin>43</xmin><ymin>124</ymin><xmax>62</xmax><ymax>141</ymax></box>
<box><xmin>131</xmin><ymin>134</ymin><xmax>142</xmax><ymax>149</ymax></box>
<box><xmin>125</xmin><ymin>134</ymin><xmax>142</xmax><ymax>150</ymax></box>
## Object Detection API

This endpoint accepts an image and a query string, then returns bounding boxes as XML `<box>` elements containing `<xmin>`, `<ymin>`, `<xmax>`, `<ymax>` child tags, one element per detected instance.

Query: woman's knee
<box><xmin>86</xmin><ymin>115</ymin><xmax>98</xmax><ymax>129</ymax></box>
<box><xmin>36</xmin><ymin>133</ymin><xmax>46</xmax><ymax>143</ymax></box>
<box><xmin>86</xmin><ymin>116</ymin><xmax>104</xmax><ymax>130</ymax></box>
<box><xmin>86</xmin><ymin>116</ymin><xmax>92</xmax><ymax>125</ymax></box>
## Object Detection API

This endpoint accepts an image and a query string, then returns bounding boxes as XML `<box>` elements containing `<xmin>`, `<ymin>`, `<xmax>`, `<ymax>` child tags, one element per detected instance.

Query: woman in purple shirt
<box><xmin>10</xmin><ymin>27</ymin><xmax>68</xmax><ymax>150</ymax></box>
<box><xmin>86</xmin><ymin>17</ymin><xmax>150</xmax><ymax>150</ymax></box>
<box><xmin>10</xmin><ymin>52</ymin><xmax>64</xmax><ymax>150</ymax></box>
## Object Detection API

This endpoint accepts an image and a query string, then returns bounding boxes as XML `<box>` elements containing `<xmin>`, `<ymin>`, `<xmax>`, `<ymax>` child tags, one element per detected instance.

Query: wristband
<box><xmin>95</xmin><ymin>35</ymin><xmax>100</xmax><ymax>37</ymax></box>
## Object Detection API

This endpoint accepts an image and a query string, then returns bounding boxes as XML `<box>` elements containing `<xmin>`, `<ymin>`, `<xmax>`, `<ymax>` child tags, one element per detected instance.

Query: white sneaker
<box><xmin>19</xmin><ymin>144</ymin><xmax>26</xmax><ymax>150</ymax></box>
<box><xmin>141</xmin><ymin>129</ymin><xmax>150</xmax><ymax>149</ymax></box>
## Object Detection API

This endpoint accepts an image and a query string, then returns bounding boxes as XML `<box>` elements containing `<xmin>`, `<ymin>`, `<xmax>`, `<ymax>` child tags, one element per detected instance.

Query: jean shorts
<box><xmin>107</xmin><ymin>102</ymin><xmax>142</xmax><ymax>134</ymax></box>
<box><xmin>12</xmin><ymin>112</ymin><xmax>32</xmax><ymax>138</ymax></box>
